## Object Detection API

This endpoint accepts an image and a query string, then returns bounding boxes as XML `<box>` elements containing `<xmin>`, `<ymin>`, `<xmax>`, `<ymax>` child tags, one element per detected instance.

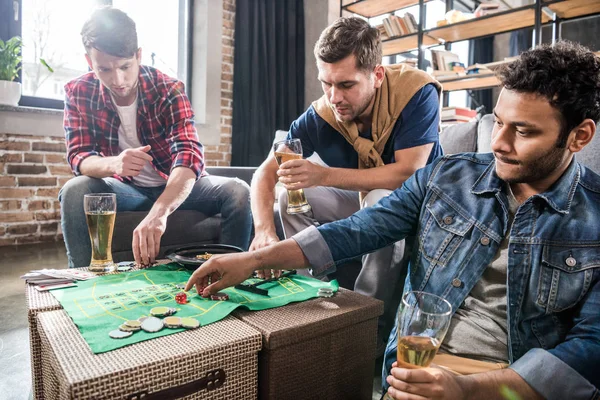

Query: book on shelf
<box><xmin>431</xmin><ymin>49</ymin><xmax>462</xmax><ymax>72</ymax></box>
<box><xmin>442</xmin><ymin>106</ymin><xmax>478</xmax><ymax>119</ymax></box>
<box><xmin>382</xmin><ymin>18</ymin><xmax>395</xmax><ymax>38</ymax></box>
<box><xmin>376</xmin><ymin>24</ymin><xmax>389</xmax><ymax>41</ymax></box>
<box><xmin>379</xmin><ymin>13</ymin><xmax>419</xmax><ymax>39</ymax></box>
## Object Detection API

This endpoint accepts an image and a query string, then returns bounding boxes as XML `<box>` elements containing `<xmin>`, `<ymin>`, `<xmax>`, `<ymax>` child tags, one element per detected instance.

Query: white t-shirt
<box><xmin>114</xmin><ymin>96</ymin><xmax>167</xmax><ymax>187</ymax></box>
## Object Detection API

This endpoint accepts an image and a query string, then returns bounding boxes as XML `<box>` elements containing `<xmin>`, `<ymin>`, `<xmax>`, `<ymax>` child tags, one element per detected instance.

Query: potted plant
<box><xmin>0</xmin><ymin>36</ymin><xmax>52</xmax><ymax>106</ymax></box>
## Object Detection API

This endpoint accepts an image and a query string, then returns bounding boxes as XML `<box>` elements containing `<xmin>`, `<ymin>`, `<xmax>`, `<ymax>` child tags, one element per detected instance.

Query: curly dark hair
<box><xmin>497</xmin><ymin>41</ymin><xmax>600</xmax><ymax>147</ymax></box>
<box><xmin>314</xmin><ymin>17</ymin><xmax>382</xmax><ymax>71</ymax></box>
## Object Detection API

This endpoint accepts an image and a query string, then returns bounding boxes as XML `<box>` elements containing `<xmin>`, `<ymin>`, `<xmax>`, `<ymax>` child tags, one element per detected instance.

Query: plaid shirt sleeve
<box><xmin>162</xmin><ymin>81</ymin><xmax>204</xmax><ymax>179</ymax></box>
<box><xmin>63</xmin><ymin>85</ymin><xmax>101</xmax><ymax>176</ymax></box>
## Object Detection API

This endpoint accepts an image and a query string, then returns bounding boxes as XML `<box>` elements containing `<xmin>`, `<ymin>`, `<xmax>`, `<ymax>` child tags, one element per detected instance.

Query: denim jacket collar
<box><xmin>471</xmin><ymin>156</ymin><xmax>580</xmax><ymax>215</ymax></box>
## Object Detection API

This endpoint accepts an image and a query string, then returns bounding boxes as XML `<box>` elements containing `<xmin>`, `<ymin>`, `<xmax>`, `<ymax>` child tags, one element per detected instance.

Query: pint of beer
<box><xmin>273</xmin><ymin>139</ymin><xmax>312</xmax><ymax>214</ymax></box>
<box><xmin>396</xmin><ymin>291</ymin><xmax>451</xmax><ymax>368</ymax></box>
<box><xmin>84</xmin><ymin>193</ymin><xmax>117</xmax><ymax>272</ymax></box>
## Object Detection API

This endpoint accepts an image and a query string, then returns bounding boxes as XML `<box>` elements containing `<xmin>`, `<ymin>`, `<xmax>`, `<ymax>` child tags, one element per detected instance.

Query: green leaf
<box><xmin>40</xmin><ymin>58</ymin><xmax>54</xmax><ymax>73</ymax></box>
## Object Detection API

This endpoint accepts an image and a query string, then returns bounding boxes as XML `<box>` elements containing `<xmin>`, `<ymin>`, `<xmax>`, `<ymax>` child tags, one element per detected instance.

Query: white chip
<box><xmin>141</xmin><ymin>316</ymin><xmax>164</xmax><ymax>333</ymax></box>
<box><xmin>109</xmin><ymin>329</ymin><xmax>133</xmax><ymax>339</ymax></box>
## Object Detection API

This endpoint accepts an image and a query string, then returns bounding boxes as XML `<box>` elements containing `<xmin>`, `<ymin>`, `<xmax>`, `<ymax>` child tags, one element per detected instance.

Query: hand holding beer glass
<box><xmin>273</xmin><ymin>138</ymin><xmax>312</xmax><ymax>214</ymax></box>
<box><xmin>84</xmin><ymin>193</ymin><xmax>117</xmax><ymax>273</ymax></box>
<box><xmin>396</xmin><ymin>291</ymin><xmax>452</xmax><ymax>368</ymax></box>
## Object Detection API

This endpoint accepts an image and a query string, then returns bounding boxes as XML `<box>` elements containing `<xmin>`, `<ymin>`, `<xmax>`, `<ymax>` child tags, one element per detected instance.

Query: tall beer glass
<box><xmin>273</xmin><ymin>138</ymin><xmax>311</xmax><ymax>214</ymax></box>
<box><xmin>396</xmin><ymin>291</ymin><xmax>452</xmax><ymax>368</ymax></box>
<box><xmin>84</xmin><ymin>193</ymin><xmax>117</xmax><ymax>273</ymax></box>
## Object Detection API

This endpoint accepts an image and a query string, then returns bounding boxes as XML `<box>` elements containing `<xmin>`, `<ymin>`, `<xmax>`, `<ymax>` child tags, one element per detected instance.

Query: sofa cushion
<box><xmin>477</xmin><ymin>114</ymin><xmax>495</xmax><ymax>153</ymax></box>
<box><xmin>439</xmin><ymin>119</ymin><xmax>478</xmax><ymax>155</ymax></box>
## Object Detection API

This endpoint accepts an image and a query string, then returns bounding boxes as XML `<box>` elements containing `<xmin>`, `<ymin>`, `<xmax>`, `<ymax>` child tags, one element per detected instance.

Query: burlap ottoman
<box><xmin>26</xmin><ymin>279</ymin><xmax>65</xmax><ymax>399</ymax></box>
<box><xmin>37</xmin><ymin>310</ymin><xmax>262</xmax><ymax>399</ymax></box>
<box><xmin>233</xmin><ymin>288</ymin><xmax>384</xmax><ymax>400</ymax></box>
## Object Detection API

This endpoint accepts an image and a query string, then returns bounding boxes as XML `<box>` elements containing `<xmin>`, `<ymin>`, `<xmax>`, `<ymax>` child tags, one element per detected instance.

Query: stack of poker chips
<box><xmin>108</xmin><ymin>307</ymin><xmax>200</xmax><ymax>339</ymax></box>
<box><xmin>317</xmin><ymin>287</ymin><xmax>334</xmax><ymax>298</ymax></box>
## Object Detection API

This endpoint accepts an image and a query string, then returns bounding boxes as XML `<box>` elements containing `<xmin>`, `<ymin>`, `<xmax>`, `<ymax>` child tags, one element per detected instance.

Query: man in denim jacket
<box><xmin>188</xmin><ymin>42</ymin><xmax>600</xmax><ymax>399</ymax></box>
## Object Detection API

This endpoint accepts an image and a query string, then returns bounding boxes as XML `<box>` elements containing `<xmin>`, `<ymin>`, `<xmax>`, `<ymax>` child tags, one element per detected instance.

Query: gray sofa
<box><xmin>112</xmin><ymin>114</ymin><xmax>600</xmax><ymax>261</ymax></box>
<box><xmin>112</xmin><ymin>166</ymin><xmax>271</xmax><ymax>261</ymax></box>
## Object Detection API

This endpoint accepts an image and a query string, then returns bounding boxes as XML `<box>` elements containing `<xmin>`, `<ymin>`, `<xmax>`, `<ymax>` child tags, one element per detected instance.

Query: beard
<box><xmin>331</xmin><ymin>92</ymin><xmax>375</xmax><ymax>123</ymax></box>
<box><xmin>494</xmin><ymin>143</ymin><xmax>567</xmax><ymax>184</ymax></box>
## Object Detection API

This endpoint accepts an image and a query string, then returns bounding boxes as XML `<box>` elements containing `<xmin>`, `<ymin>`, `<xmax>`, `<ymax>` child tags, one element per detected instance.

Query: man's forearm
<box><xmin>323</xmin><ymin>165</ymin><xmax>412</xmax><ymax>192</ymax></box>
<box><xmin>149</xmin><ymin>166</ymin><xmax>196</xmax><ymax>218</ymax></box>
<box><xmin>79</xmin><ymin>155</ymin><xmax>118</xmax><ymax>178</ymax></box>
<box><xmin>457</xmin><ymin>368</ymin><xmax>542</xmax><ymax>400</ymax></box>
<box><xmin>250</xmin><ymin>165</ymin><xmax>278</xmax><ymax>234</ymax></box>
<box><xmin>252</xmin><ymin>238</ymin><xmax>310</xmax><ymax>270</ymax></box>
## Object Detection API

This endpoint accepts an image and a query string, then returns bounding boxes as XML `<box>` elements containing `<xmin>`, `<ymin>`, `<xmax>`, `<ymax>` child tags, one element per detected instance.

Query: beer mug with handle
<box><xmin>84</xmin><ymin>193</ymin><xmax>117</xmax><ymax>272</ymax></box>
<box><xmin>273</xmin><ymin>138</ymin><xmax>312</xmax><ymax>214</ymax></box>
<box><xmin>396</xmin><ymin>291</ymin><xmax>452</xmax><ymax>368</ymax></box>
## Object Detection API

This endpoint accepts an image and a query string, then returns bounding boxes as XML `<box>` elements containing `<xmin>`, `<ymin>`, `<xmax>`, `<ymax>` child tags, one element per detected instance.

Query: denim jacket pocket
<box><xmin>420</xmin><ymin>195</ymin><xmax>474</xmax><ymax>267</ymax></box>
<box><xmin>537</xmin><ymin>245</ymin><xmax>599</xmax><ymax>313</ymax></box>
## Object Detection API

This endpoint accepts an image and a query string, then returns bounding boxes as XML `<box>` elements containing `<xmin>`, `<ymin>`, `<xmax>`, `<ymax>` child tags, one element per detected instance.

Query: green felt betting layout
<box><xmin>50</xmin><ymin>263</ymin><xmax>338</xmax><ymax>354</ymax></box>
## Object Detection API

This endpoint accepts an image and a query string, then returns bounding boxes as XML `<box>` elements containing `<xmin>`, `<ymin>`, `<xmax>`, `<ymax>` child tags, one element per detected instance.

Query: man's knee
<box><xmin>222</xmin><ymin>178</ymin><xmax>250</xmax><ymax>208</ymax></box>
<box><xmin>361</xmin><ymin>189</ymin><xmax>393</xmax><ymax>209</ymax></box>
<box><xmin>58</xmin><ymin>176</ymin><xmax>105</xmax><ymax>204</ymax></box>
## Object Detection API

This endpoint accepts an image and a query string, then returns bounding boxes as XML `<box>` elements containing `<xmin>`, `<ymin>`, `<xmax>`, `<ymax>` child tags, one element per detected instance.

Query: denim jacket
<box><xmin>293</xmin><ymin>153</ymin><xmax>600</xmax><ymax>399</ymax></box>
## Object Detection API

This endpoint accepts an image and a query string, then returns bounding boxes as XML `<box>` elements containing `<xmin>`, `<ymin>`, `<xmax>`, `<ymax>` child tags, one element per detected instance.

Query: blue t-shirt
<box><xmin>286</xmin><ymin>83</ymin><xmax>442</xmax><ymax>168</ymax></box>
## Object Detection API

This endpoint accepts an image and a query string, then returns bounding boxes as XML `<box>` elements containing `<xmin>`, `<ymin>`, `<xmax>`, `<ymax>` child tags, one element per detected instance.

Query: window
<box><xmin>3</xmin><ymin>0</ymin><xmax>191</xmax><ymax>109</ymax></box>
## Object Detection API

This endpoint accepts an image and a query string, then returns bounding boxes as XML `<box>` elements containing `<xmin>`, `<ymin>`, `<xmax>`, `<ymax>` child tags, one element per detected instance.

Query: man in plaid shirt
<box><xmin>59</xmin><ymin>7</ymin><xmax>252</xmax><ymax>268</ymax></box>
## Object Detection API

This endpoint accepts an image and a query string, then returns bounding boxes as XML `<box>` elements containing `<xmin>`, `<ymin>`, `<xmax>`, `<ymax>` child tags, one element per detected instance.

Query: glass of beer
<box><xmin>273</xmin><ymin>138</ymin><xmax>312</xmax><ymax>214</ymax></box>
<box><xmin>396</xmin><ymin>291</ymin><xmax>452</xmax><ymax>368</ymax></box>
<box><xmin>84</xmin><ymin>193</ymin><xmax>117</xmax><ymax>273</ymax></box>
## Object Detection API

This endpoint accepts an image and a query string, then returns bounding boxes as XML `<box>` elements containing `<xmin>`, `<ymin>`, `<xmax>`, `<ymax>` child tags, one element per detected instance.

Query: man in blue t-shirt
<box><xmin>249</xmin><ymin>17</ymin><xmax>442</xmax><ymax>346</ymax></box>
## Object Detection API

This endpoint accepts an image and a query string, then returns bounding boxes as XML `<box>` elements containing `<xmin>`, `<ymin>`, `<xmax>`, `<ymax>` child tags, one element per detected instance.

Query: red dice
<box><xmin>175</xmin><ymin>292</ymin><xmax>188</xmax><ymax>304</ymax></box>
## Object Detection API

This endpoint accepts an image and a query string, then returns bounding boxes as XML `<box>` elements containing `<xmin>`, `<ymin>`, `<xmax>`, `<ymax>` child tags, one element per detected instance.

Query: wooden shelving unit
<box><xmin>341</xmin><ymin>0</ymin><xmax>431</xmax><ymax>18</ymax></box>
<box><xmin>342</xmin><ymin>0</ymin><xmax>600</xmax><ymax>93</ymax></box>
<box><xmin>426</xmin><ymin>6</ymin><xmax>551</xmax><ymax>44</ymax></box>
<box><xmin>382</xmin><ymin>34</ymin><xmax>439</xmax><ymax>56</ymax></box>
<box><xmin>546</xmin><ymin>0</ymin><xmax>600</xmax><ymax>20</ymax></box>
<box><xmin>438</xmin><ymin>74</ymin><xmax>500</xmax><ymax>92</ymax></box>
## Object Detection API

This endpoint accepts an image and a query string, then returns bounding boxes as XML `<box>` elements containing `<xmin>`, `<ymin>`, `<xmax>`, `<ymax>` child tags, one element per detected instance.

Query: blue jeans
<box><xmin>59</xmin><ymin>175</ymin><xmax>252</xmax><ymax>268</ymax></box>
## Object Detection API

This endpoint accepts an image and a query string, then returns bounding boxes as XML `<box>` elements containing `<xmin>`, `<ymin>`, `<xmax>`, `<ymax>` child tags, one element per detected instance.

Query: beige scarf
<box><xmin>313</xmin><ymin>65</ymin><xmax>441</xmax><ymax>170</ymax></box>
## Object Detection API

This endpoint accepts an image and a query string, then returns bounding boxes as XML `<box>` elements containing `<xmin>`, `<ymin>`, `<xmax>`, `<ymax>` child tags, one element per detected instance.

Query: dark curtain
<box><xmin>468</xmin><ymin>36</ymin><xmax>494</xmax><ymax>115</ymax></box>
<box><xmin>231</xmin><ymin>0</ymin><xmax>305</xmax><ymax>167</ymax></box>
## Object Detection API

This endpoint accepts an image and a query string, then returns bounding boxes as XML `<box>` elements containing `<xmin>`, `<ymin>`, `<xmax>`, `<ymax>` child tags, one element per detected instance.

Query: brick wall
<box><xmin>0</xmin><ymin>134</ymin><xmax>68</xmax><ymax>246</ymax></box>
<box><xmin>203</xmin><ymin>0</ymin><xmax>235</xmax><ymax>167</ymax></box>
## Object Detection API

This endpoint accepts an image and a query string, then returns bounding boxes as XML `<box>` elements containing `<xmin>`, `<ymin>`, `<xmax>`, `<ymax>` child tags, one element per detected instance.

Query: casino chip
<box><xmin>124</xmin><ymin>320</ymin><xmax>142</xmax><ymax>328</ymax></box>
<box><xmin>181</xmin><ymin>317</ymin><xmax>200</xmax><ymax>329</ymax></box>
<box><xmin>164</xmin><ymin>316</ymin><xmax>182</xmax><ymax>328</ymax></box>
<box><xmin>119</xmin><ymin>324</ymin><xmax>140</xmax><ymax>332</ymax></box>
<box><xmin>116</xmin><ymin>261</ymin><xmax>134</xmax><ymax>271</ymax></box>
<box><xmin>175</xmin><ymin>284</ymin><xmax>185</xmax><ymax>290</ymax></box>
<box><xmin>210</xmin><ymin>292</ymin><xmax>229</xmax><ymax>301</ymax></box>
<box><xmin>141</xmin><ymin>316</ymin><xmax>164</xmax><ymax>333</ymax></box>
<box><xmin>317</xmin><ymin>288</ymin><xmax>334</xmax><ymax>298</ymax></box>
<box><xmin>109</xmin><ymin>329</ymin><xmax>133</xmax><ymax>339</ymax></box>
<box><xmin>138</xmin><ymin>316</ymin><xmax>149</xmax><ymax>323</ymax></box>
<box><xmin>150</xmin><ymin>307</ymin><xmax>170</xmax><ymax>317</ymax></box>
<box><xmin>167</xmin><ymin>307</ymin><xmax>178</xmax><ymax>316</ymax></box>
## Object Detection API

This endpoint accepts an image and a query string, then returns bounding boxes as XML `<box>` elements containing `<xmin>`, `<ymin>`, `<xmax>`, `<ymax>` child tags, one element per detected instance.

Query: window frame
<box><xmin>1</xmin><ymin>0</ymin><xmax>193</xmax><ymax>110</ymax></box>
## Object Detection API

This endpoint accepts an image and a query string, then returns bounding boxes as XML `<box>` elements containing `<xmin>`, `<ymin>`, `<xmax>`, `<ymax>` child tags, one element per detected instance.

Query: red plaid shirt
<box><xmin>63</xmin><ymin>66</ymin><xmax>205</xmax><ymax>181</ymax></box>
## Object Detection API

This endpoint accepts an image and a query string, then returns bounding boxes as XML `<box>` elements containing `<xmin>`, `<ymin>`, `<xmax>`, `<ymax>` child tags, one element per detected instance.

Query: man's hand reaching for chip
<box><xmin>185</xmin><ymin>252</ymin><xmax>257</xmax><ymax>296</ymax></box>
